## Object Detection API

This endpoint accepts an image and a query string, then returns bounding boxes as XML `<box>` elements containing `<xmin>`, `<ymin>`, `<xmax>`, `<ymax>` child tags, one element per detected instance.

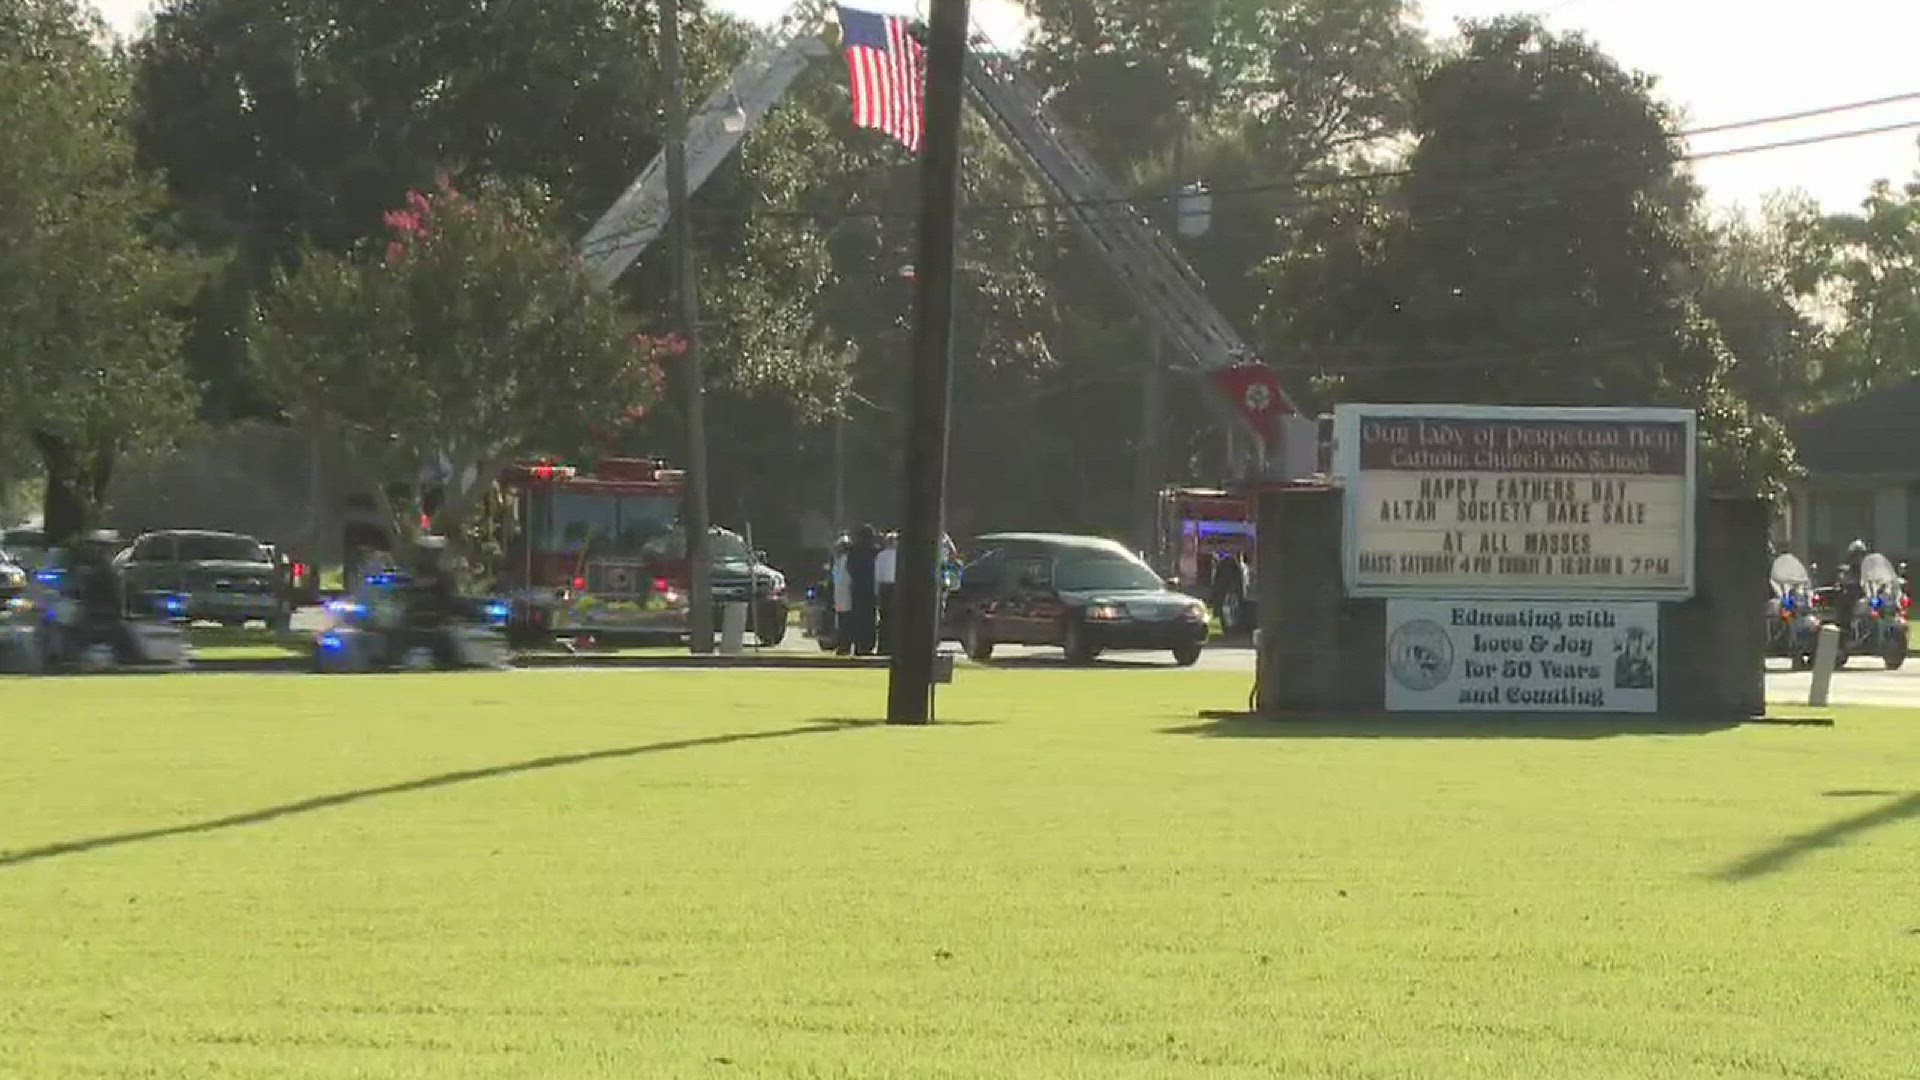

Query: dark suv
<box><xmin>117</xmin><ymin>530</ymin><xmax>292</xmax><ymax>630</ymax></box>
<box><xmin>945</xmin><ymin>533</ymin><xmax>1209</xmax><ymax>666</ymax></box>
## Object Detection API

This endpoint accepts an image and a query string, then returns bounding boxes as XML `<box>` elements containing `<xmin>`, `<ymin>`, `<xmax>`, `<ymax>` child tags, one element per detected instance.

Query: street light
<box><xmin>1176</xmin><ymin>182</ymin><xmax>1212</xmax><ymax>238</ymax></box>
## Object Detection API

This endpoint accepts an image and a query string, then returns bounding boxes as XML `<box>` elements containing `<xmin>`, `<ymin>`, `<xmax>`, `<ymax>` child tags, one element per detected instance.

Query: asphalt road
<box><xmin>292</xmin><ymin>607</ymin><xmax>1920</xmax><ymax>704</ymax></box>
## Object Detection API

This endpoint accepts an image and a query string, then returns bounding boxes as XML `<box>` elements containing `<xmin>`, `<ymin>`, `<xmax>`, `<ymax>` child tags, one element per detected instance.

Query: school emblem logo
<box><xmin>1387</xmin><ymin>619</ymin><xmax>1454</xmax><ymax>692</ymax></box>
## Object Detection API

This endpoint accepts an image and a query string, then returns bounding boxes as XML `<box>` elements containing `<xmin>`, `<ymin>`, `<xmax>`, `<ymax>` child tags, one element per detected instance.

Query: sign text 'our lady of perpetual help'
<box><xmin>1334</xmin><ymin>406</ymin><xmax>1697</xmax><ymax>600</ymax></box>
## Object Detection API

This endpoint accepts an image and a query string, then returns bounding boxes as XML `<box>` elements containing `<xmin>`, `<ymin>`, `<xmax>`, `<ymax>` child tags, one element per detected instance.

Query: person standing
<box><xmin>874</xmin><ymin>531</ymin><xmax>898</xmax><ymax>655</ymax></box>
<box><xmin>830</xmin><ymin>535</ymin><xmax>853</xmax><ymax>654</ymax></box>
<box><xmin>845</xmin><ymin>524</ymin><xmax>880</xmax><ymax>656</ymax></box>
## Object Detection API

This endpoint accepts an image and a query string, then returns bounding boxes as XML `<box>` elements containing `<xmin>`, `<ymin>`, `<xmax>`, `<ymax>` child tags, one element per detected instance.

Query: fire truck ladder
<box><xmin>575</xmin><ymin>17</ymin><xmax>831</xmax><ymax>289</ymax></box>
<box><xmin>960</xmin><ymin>50</ymin><xmax>1299</xmax><ymax>421</ymax></box>
<box><xmin>574</xmin><ymin>10</ymin><xmax>1300</xmax><ymax>466</ymax></box>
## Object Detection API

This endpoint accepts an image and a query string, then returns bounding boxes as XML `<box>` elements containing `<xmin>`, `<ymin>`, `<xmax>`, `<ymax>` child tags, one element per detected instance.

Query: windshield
<box><xmin>1862</xmin><ymin>553</ymin><xmax>1899</xmax><ymax>586</ymax></box>
<box><xmin>1770</xmin><ymin>554</ymin><xmax>1809</xmax><ymax>586</ymax></box>
<box><xmin>1054</xmin><ymin>553</ymin><xmax>1164</xmax><ymax>593</ymax></box>
<box><xmin>176</xmin><ymin>535</ymin><xmax>268</xmax><ymax>562</ymax></box>
<box><xmin>709</xmin><ymin>531</ymin><xmax>752</xmax><ymax>563</ymax></box>
<box><xmin>530</xmin><ymin>490</ymin><xmax>678</xmax><ymax>557</ymax></box>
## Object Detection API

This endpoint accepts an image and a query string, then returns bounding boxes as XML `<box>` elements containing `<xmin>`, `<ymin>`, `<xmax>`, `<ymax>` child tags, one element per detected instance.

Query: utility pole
<box><xmin>661</xmin><ymin>0</ymin><xmax>714</xmax><ymax>653</ymax></box>
<box><xmin>886</xmin><ymin>0</ymin><xmax>971</xmax><ymax>725</ymax></box>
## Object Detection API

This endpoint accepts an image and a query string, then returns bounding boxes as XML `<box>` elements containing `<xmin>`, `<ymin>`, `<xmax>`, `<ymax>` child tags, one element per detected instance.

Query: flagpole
<box><xmin>886</xmin><ymin>0</ymin><xmax>970</xmax><ymax>725</ymax></box>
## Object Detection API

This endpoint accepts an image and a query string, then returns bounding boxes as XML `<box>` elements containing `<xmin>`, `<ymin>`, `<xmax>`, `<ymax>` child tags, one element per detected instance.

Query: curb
<box><xmin>180</xmin><ymin>653</ymin><xmax>897</xmax><ymax>674</ymax></box>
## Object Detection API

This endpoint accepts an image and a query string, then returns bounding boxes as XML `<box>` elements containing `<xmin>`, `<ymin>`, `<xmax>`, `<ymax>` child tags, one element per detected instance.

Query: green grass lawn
<box><xmin>2</xmin><ymin>671</ymin><xmax>1917</xmax><ymax>1078</ymax></box>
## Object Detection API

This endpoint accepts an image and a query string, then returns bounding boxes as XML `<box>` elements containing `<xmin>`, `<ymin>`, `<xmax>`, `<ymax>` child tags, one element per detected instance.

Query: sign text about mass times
<box><xmin>1350</xmin><ymin>416</ymin><xmax>1691</xmax><ymax>591</ymax></box>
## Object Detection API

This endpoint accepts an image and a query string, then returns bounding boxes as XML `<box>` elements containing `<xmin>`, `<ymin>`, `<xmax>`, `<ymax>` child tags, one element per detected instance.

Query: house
<box><xmin>1784</xmin><ymin>383</ymin><xmax>1920</xmax><ymax>569</ymax></box>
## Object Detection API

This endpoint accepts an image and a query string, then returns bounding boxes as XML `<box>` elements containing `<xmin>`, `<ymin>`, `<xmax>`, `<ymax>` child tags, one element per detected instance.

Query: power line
<box><xmin>667</xmin><ymin>111</ymin><xmax>1920</xmax><ymax>237</ymax></box>
<box><xmin>1685</xmin><ymin>90</ymin><xmax>1920</xmax><ymax>137</ymax></box>
<box><xmin>1687</xmin><ymin>117</ymin><xmax>1920</xmax><ymax>161</ymax></box>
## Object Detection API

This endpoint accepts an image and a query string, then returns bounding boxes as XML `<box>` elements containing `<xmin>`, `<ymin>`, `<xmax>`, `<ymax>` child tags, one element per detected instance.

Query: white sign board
<box><xmin>1385</xmin><ymin>600</ymin><xmax>1659</xmax><ymax>713</ymax></box>
<box><xmin>1334</xmin><ymin>405</ymin><xmax>1696</xmax><ymax>600</ymax></box>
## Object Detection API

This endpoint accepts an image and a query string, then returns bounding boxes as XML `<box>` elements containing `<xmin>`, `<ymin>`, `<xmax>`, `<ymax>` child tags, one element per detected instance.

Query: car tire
<box><xmin>965</xmin><ymin>618</ymin><xmax>995</xmax><ymax>662</ymax></box>
<box><xmin>1064</xmin><ymin>622</ymin><xmax>1100</xmax><ymax>665</ymax></box>
<box><xmin>1887</xmin><ymin>635</ymin><xmax>1907</xmax><ymax>670</ymax></box>
<box><xmin>756</xmin><ymin>614</ymin><xmax>789</xmax><ymax>648</ymax></box>
<box><xmin>1172</xmin><ymin>642</ymin><xmax>1203</xmax><ymax>667</ymax></box>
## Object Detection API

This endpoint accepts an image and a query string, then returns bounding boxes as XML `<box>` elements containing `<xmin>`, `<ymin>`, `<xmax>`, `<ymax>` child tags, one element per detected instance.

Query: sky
<box><xmin>89</xmin><ymin>0</ymin><xmax>1920</xmax><ymax>215</ymax></box>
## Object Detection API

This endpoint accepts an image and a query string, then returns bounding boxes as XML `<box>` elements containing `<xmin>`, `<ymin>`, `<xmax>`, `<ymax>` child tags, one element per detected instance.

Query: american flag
<box><xmin>837</xmin><ymin>6</ymin><xmax>927</xmax><ymax>152</ymax></box>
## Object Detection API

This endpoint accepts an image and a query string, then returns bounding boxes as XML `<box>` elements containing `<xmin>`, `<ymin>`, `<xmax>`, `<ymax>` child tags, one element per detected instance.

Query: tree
<box><xmin>252</xmin><ymin>179</ymin><xmax>664</xmax><ymax>540</ymax></box>
<box><xmin>1268</xmin><ymin>17</ymin><xmax>1795</xmax><ymax>495</ymax></box>
<box><xmin>133</xmin><ymin>0</ymin><xmax>838</xmax><ymax>416</ymax></box>
<box><xmin>1014</xmin><ymin>0</ymin><xmax>1428</xmax><ymax>513</ymax></box>
<box><xmin>0</xmin><ymin>0</ymin><xmax>201</xmax><ymax>543</ymax></box>
<box><xmin>1689</xmin><ymin>195</ymin><xmax>1837</xmax><ymax>417</ymax></box>
<box><xmin>1808</xmin><ymin>176</ymin><xmax>1920</xmax><ymax>398</ymax></box>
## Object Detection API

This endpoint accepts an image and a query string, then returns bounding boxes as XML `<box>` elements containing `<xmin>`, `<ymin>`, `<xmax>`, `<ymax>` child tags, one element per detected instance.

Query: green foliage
<box><xmin>1689</xmin><ymin>196</ymin><xmax>1838</xmax><ymax>418</ymax></box>
<box><xmin>0</xmin><ymin>0</ymin><xmax>200</xmax><ymax>534</ymax></box>
<box><xmin>1808</xmin><ymin>178</ymin><xmax>1920</xmax><ymax>396</ymax></box>
<box><xmin>134</xmin><ymin>0</ymin><xmax>817</xmax><ymax>418</ymax></box>
<box><xmin>252</xmin><ymin>179</ymin><xmax>662</xmax><ymax>535</ymax></box>
<box><xmin>1267</xmin><ymin>18</ymin><xmax>1794</xmax><ymax>496</ymax></box>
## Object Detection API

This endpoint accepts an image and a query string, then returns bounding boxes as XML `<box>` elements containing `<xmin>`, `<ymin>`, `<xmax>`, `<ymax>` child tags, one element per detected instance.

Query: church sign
<box><xmin>1334</xmin><ymin>405</ymin><xmax>1697</xmax><ymax>601</ymax></box>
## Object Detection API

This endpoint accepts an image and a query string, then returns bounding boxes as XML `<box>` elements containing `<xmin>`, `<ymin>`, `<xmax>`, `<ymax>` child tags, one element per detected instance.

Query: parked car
<box><xmin>944</xmin><ymin>532</ymin><xmax>1210</xmax><ymax>666</ymax></box>
<box><xmin>0</xmin><ymin>549</ymin><xmax>24</xmax><ymax>601</ymax></box>
<box><xmin>0</xmin><ymin>526</ymin><xmax>49</xmax><ymax>570</ymax></box>
<box><xmin>116</xmin><ymin>530</ymin><xmax>292</xmax><ymax>630</ymax></box>
<box><xmin>709</xmin><ymin>527</ymin><xmax>790</xmax><ymax>647</ymax></box>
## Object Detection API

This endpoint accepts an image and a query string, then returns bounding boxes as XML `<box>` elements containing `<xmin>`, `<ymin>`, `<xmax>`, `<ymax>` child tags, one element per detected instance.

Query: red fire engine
<box><xmin>1154</xmin><ymin>487</ymin><xmax>1259</xmax><ymax>633</ymax></box>
<box><xmin>1150</xmin><ymin>418</ymin><xmax>1334</xmax><ymax>634</ymax></box>
<box><xmin>497</xmin><ymin>456</ymin><xmax>691</xmax><ymax>642</ymax></box>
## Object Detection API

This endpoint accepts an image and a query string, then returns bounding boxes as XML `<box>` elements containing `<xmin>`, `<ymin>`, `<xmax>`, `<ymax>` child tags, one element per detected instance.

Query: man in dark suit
<box><xmin>845</xmin><ymin>524</ymin><xmax>880</xmax><ymax>656</ymax></box>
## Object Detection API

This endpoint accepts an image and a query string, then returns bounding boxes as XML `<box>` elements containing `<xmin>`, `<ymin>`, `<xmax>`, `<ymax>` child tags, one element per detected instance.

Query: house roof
<box><xmin>1789</xmin><ymin>383</ymin><xmax>1920</xmax><ymax>477</ymax></box>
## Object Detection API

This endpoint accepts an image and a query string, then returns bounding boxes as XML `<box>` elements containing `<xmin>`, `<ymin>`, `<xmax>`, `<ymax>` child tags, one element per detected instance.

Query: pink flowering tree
<box><xmin>254</xmin><ymin>178</ymin><xmax>666</xmax><ymax>542</ymax></box>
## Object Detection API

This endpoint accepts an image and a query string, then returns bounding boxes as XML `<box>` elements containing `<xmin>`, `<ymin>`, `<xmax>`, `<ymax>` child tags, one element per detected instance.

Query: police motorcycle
<box><xmin>311</xmin><ymin>540</ymin><xmax>510</xmax><ymax>673</ymax></box>
<box><xmin>0</xmin><ymin>534</ymin><xmax>190</xmax><ymax>674</ymax></box>
<box><xmin>1766</xmin><ymin>553</ymin><xmax>1822</xmax><ymax>669</ymax></box>
<box><xmin>1813</xmin><ymin>551</ymin><xmax>1910</xmax><ymax>670</ymax></box>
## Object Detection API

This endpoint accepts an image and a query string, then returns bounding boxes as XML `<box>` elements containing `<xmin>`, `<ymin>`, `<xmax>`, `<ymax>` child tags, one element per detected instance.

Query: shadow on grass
<box><xmin>1164</xmin><ymin>713</ymin><xmax>1746</xmax><ymax>741</ymax></box>
<box><xmin>980</xmin><ymin>656</ymin><xmax>1195</xmax><ymax>671</ymax></box>
<box><xmin>0</xmin><ymin>720</ymin><xmax>881</xmax><ymax>871</ymax></box>
<box><xmin>1717</xmin><ymin>792</ymin><xmax>1920</xmax><ymax>882</ymax></box>
<box><xmin>806</xmin><ymin>718</ymin><xmax>1000</xmax><ymax>728</ymax></box>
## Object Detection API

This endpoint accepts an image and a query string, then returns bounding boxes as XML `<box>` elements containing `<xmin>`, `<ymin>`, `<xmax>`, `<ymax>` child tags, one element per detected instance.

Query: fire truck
<box><xmin>1154</xmin><ymin>487</ymin><xmax>1260</xmax><ymax>634</ymax></box>
<box><xmin>495</xmin><ymin>455</ymin><xmax>791</xmax><ymax>646</ymax></box>
<box><xmin>1150</xmin><ymin>420</ymin><xmax>1334</xmax><ymax>634</ymax></box>
<box><xmin>496</xmin><ymin>456</ymin><xmax>685</xmax><ymax>643</ymax></box>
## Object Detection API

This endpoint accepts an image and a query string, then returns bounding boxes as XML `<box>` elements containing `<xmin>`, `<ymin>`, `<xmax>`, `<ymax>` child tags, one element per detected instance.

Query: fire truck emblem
<box><xmin>1243</xmin><ymin>383</ymin><xmax>1273</xmax><ymax>413</ymax></box>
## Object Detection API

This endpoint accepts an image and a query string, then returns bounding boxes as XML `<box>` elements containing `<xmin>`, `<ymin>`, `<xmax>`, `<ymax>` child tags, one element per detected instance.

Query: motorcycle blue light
<box><xmin>483</xmin><ymin>601</ymin><xmax>511</xmax><ymax>626</ymax></box>
<box><xmin>162</xmin><ymin>596</ymin><xmax>186</xmax><ymax>616</ymax></box>
<box><xmin>318</xmin><ymin>633</ymin><xmax>345</xmax><ymax>652</ymax></box>
<box><xmin>1781</xmin><ymin>593</ymin><xmax>1795</xmax><ymax>613</ymax></box>
<box><xmin>34</xmin><ymin>569</ymin><xmax>61</xmax><ymax>586</ymax></box>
